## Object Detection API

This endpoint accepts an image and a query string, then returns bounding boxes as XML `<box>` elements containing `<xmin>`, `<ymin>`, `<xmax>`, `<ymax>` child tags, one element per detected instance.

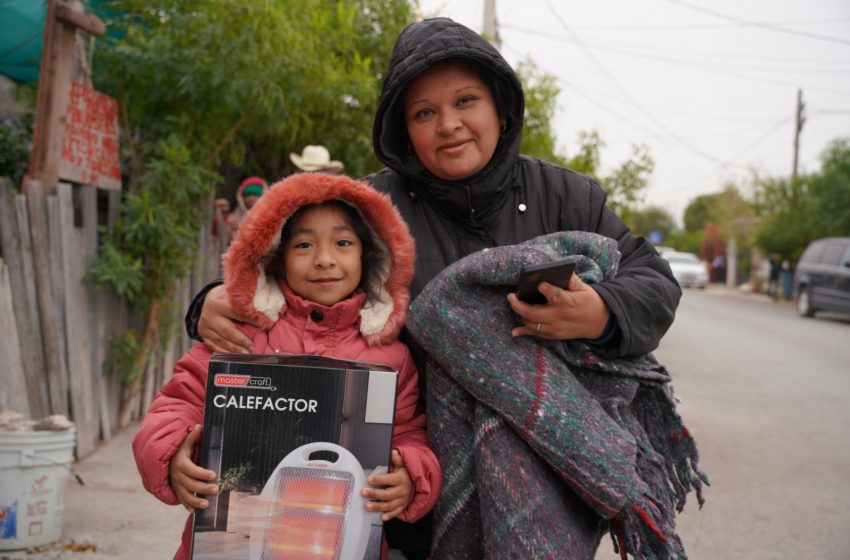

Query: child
<box><xmin>132</xmin><ymin>173</ymin><xmax>442</xmax><ymax>560</ymax></box>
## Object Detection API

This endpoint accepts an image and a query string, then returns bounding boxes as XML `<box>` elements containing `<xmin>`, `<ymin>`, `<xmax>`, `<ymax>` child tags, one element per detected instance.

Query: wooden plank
<box><xmin>47</xmin><ymin>195</ymin><xmax>70</xmax><ymax>414</ymax></box>
<box><xmin>24</xmin><ymin>178</ymin><xmax>68</xmax><ymax>415</ymax></box>
<box><xmin>57</xmin><ymin>182</ymin><xmax>96</xmax><ymax>456</ymax></box>
<box><xmin>103</xmin><ymin>188</ymin><xmax>123</xmax><ymax>434</ymax></box>
<box><xmin>0</xmin><ymin>180</ymin><xmax>49</xmax><ymax>417</ymax></box>
<box><xmin>46</xmin><ymin>195</ymin><xmax>71</xmax><ymax>416</ymax></box>
<box><xmin>81</xmin><ymin>186</ymin><xmax>110</xmax><ymax>441</ymax></box>
<box><xmin>0</xmin><ymin>259</ymin><xmax>29</xmax><ymax>417</ymax></box>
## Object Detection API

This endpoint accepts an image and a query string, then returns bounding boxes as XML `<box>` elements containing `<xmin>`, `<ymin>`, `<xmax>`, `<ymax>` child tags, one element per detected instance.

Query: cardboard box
<box><xmin>191</xmin><ymin>353</ymin><xmax>398</xmax><ymax>560</ymax></box>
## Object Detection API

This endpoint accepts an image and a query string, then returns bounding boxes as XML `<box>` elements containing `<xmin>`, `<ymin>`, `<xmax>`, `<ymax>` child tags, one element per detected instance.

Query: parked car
<box><xmin>662</xmin><ymin>251</ymin><xmax>709</xmax><ymax>289</ymax></box>
<box><xmin>794</xmin><ymin>237</ymin><xmax>850</xmax><ymax>317</ymax></box>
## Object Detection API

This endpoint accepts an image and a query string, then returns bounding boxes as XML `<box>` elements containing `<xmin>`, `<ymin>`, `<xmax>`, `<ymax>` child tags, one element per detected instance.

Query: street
<box><xmin>598</xmin><ymin>288</ymin><xmax>850</xmax><ymax>559</ymax></box>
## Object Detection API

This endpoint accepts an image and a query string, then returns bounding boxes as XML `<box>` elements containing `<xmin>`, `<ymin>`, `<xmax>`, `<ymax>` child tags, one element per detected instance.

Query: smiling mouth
<box><xmin>439</xmin><ymin>139</ymin><xmax>470</xmax><ymax>153</ymax></box>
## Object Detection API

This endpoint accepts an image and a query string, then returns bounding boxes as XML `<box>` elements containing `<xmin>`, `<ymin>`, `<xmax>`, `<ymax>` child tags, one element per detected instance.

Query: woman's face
<box><xmin>404</xmin><ymin>61</ymin><xmax>501</xmax><ymax>181</ymax></box>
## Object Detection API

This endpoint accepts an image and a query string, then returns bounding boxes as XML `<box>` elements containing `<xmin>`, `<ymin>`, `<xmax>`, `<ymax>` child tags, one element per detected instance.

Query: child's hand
<box><xmin>169</xmin><ymin>424</ymin><xmax>218</xmax><ymax>512</ymax></box>
<box><xmin>361</xmin><ymin>449</ymin><xmax>414</xmax><ymax>521</ymax></box>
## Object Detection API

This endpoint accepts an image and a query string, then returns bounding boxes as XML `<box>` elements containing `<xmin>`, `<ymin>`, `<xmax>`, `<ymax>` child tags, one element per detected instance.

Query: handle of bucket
<box><xmin>25</xmin><ymin>451</ymin><xmax>85</xmax><ymax>485</ymax></box>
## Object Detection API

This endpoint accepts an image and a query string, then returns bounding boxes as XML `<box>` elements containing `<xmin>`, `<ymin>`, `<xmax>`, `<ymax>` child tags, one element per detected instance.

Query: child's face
<box><xmin>283</xmin><ymin>204</ymin><xmax>363</xmax><ymax>307</ymax></box>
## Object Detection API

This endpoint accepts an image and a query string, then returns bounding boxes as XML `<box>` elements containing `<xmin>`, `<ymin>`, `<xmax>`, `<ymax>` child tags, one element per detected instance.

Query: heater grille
<box><xmin>260</xmin><ymin>467</ymin><xmax>354</xmax><ymax>560</ymax></box>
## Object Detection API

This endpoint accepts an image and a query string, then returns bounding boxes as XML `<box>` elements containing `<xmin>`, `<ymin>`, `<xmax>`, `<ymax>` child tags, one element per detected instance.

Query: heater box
<box><xmin>191</xmin><ymin>353</ymin><xmax>398</xmax><ymax>560</ymax></box>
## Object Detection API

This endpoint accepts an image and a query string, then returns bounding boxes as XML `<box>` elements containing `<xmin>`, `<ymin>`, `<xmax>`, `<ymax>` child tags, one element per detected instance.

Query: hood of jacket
<box><xmin>234</xmin><ymin>176</ymin><xmax>269</xmax><ymax>214</ymax></box>
<box><xmin>222</xmin><ymin>173</ymin><xmax>415</xmax><ymax>346</ymax></box>
<box><xmin>372</xmin><ymin>17</ymin><xmax>525</xmax><ymax>222</ymax></box>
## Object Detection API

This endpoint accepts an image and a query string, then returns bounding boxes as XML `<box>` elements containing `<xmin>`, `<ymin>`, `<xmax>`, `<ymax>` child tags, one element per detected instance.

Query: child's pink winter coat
<box><xmin>132</xmin><ymin>173</ymin><xmax>441</xmax><ymax>560</ymax></box>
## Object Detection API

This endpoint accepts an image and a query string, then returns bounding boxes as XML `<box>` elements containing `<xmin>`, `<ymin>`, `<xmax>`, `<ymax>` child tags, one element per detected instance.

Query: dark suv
<box><xmin>794</xmin><ymin>237</ymin><xmax>850</xmax><ymax>317</ymax></box>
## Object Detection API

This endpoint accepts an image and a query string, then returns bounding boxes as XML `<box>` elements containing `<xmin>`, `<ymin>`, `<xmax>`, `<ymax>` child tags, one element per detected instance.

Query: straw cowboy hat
<box><xmin>289</xmin><ymin>145</ymin><xmax>345</xmax><ymax>173</ymax></box>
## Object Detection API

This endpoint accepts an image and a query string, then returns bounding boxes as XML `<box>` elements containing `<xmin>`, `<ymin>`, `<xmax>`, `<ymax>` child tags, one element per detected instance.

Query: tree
<box><xmin>752</xmin><ymin>137</ymin><xmax>850</xmax><ymax>262</ymax></box>
<box><xmin>601</xmin><ymin>143</ymin><xmax>654</xmax><ymax>219</ymax></box>
<box><xmin>517</xmin><ymin>59</ymin><xmax>569</xmax><ymax>168</ymax></box>
<box><xmin>808</xmin><ymin>137</ymin><xmax>850</xmax><ymax>237</ymax></box>
<box><xmin>626</xmin><ymin>205</ymin><xmax>677</xmax><ymax>239</ymax></box>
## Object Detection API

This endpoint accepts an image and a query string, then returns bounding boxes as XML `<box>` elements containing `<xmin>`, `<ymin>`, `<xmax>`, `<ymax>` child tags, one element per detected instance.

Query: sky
<box><xmin>416</xmin><ymin>0</ymin><xmax>850</xmax><ymax>224</ymax></box>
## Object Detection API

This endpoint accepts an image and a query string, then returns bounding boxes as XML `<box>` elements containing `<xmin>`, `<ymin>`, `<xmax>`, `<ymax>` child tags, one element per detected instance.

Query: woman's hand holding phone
<box><xmin>508</xmin><ymin>267</ymin><xmax>611</xmax><ymax>341</ymax></box>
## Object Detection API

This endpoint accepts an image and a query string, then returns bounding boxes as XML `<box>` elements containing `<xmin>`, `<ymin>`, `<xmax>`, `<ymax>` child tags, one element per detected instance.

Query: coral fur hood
<box><xmin>223</xmin><ymin>173</ymin><xmax>415</xmax><ymax>346</ymax></box>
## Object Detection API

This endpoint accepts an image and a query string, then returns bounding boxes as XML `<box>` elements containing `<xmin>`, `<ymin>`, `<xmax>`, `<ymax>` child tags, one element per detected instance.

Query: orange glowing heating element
<box><xmin>265</xmin><ymin>516</ymin><xmax>343</xmax><ymax>559</ymax></box>
<box><xmin>277</xmin><ymin>478</ymin><xmax>350</xmax><ymax>513</ymax></box>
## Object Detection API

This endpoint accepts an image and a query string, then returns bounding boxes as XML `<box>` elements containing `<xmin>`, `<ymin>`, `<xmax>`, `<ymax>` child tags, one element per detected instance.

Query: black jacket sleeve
<box><xmin>184</xmin><ymin>279</ymin><xmax>223</xmax><ymax>341</ymax></box>
<box><xmin>585</xmin><ymin>187</ymin><xmax>681</xmax><ymax>357</ymax></box>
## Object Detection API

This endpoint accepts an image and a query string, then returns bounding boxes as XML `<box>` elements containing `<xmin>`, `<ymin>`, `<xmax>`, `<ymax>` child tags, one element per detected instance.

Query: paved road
<box><xmin>597</xmin><ymin>288</ymin><xmax>850</xmax><ymax>559</ymax></box>
<box><xmin>6</xmin><ymin>287</ymin><xmax>849</xmax><ymax>560</ymax></box>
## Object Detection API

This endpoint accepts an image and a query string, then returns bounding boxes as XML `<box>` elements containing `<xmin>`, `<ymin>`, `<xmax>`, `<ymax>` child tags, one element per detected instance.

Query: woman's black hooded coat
<box><xmin>367</xmin><ymin>17</ymin><xmax>681</xmax><ymax>358</ymax></box>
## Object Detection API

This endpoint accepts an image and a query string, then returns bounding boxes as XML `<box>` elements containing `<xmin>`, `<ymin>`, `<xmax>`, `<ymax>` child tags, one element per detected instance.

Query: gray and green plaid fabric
<box><xmin>407</xmin><ymin>232</ymin><xmax>707</xmax><ymax>560</ymax></box>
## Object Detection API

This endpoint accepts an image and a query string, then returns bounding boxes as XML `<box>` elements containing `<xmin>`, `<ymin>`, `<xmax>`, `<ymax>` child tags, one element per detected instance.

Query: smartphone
<box><xmin>515</xmin><ymin>258</ymin><xmax>577</xmax><ymax>305</ymax></box>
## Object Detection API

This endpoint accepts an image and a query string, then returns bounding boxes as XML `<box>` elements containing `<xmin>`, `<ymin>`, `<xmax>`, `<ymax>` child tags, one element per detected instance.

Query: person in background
<box><xmin>227</xmin><ymin>176</ymin><xmax>268</xmax><ymax>236</ymax></box>
<box><xmin>290</xmin><ymin>144</ymin><xmax>345</xmax><ymax>174</ymax></box>
<box><xmin>133</xmin><ymin>173</ymin><xmax>441</xmax><ymax>560</ymax></box>
<box><xmin>185</xmin><ymin>17</ymin><xmax>691</xmax><ymax>560</ymax></box>
<box><xmin>211</xmin><ymin>197</ymin><xmax>231</xmax><ymax>236</ymax></box>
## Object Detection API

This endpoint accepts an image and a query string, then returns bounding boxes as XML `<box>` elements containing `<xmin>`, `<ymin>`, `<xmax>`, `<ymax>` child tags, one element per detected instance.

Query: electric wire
<box><xmin>541</xmin><ymin>0</ymin><xmax>728</xmax><ymax>165</ymax></box>
<box><xmin>502</xmin><ymin>24</ymin><xmax>850</xmax><ymax>97</ymax></box>
<box><xmin>662</xmin><ymin>0</ymin><xmax>850</xmax><ymax>47</ymax></box>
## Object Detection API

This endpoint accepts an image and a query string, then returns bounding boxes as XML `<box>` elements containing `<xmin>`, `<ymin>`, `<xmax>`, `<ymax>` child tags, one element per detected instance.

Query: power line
<box><xmin>503</xmin><ymin>24</ymin><xmax>850</xmax><ymax>97</ymax></box>
<box><xmin>540</xmin><ymin>0</ymin><xmax>728</xmax><ymax>165</ymax></box>
<box><xmin>502</xmin><ymin>23</ymin><xmax>850</xmax><ymax>69</ymax></box>
<box><xmin>553</xmin><ymin>16</ymin><xmax>850</xmax><ymax>33</ymax></box>
<box><xmin>662</xmin><ymin>0</ymin><xmax>850</xmax><ymax>47</ymax></box>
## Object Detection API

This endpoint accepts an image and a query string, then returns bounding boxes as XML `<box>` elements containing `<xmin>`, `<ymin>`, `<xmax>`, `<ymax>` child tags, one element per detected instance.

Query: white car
<box><xmin>662</xmin><ymin>251</ymin><xmax>709</xmax><ymax>289</ymax></box>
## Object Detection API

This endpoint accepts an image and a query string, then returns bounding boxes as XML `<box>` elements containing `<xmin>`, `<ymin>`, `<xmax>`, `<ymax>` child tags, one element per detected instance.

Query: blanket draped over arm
<box><xmin>405</xmin><ymin>231</ymin><xmax>707</xmax><ymax>560</ymax></box>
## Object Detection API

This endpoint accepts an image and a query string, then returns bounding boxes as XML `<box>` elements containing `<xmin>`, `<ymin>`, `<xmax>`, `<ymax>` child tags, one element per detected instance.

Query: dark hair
<box><xmin>279</xmin><ymin>200</ymin><xmax>381</xmax><ymax>295</ymax></box>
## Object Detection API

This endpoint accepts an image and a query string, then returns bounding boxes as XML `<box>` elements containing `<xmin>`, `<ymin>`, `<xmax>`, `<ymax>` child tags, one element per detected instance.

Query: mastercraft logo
<box><xmin>214</xmin><ymin>374</ymin><xmax>276</xmax><ymax>390</ymax></box>
<box><xmin>214</xmin><ymin>374</ymin><xmax>250</xmax><ymax>387</ymax></box>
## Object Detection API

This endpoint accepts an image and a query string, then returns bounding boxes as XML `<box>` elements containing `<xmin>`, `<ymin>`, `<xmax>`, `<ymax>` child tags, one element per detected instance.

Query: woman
<box><xmin>187</xmin><ymin>17</ymin><xmax>686</xmax><ymax>559</ymax></box>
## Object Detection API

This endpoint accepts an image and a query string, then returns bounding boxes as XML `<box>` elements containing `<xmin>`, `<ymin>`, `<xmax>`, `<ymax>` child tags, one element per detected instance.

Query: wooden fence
<box><xmin>0</xmin><ymin>176</ymin><xmax>228</xmax><ymax>457</ymax></box>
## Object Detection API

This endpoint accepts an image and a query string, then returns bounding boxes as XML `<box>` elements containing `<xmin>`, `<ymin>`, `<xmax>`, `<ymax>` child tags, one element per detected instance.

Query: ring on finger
<box><xmin>536</xmin><ymin>322</ymin><xmax>541</xmax><ymax>333</ymax></box>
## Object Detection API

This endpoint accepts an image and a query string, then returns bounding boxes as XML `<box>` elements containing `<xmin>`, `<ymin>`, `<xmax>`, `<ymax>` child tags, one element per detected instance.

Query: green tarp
<box><xmin>0</xmin><ymin>0</ymin><xmax>47</xmax><ymax>84</ymax></box>
<box><xmin>0</xmin><ymin>0</ymin><xmax>117</xmax><ymax>84</ymax></box>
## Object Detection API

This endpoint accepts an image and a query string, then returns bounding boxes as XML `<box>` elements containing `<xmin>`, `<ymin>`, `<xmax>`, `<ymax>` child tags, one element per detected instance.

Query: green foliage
<box><xmin>0</xmin><ymin>85</ymin><xmax>34</xmax><ymax>187</ymax></box>
<box><xmin>808</xmin><ymin>138</ymin><xmax>850</xmax><ymax>236</ymax></box>
<box><xmin>682</xmin><ymin>194</ymin><xmax>714</xmax><ymax>233</ymax></box>
<box><xmin>752</xmin><ymin>174</ymin><xmax>814</xmax><ymax>262</ymax></box>
<box><xmin>0</xmin><ymin>119</ymin><xmax>30</xmax><ymax>187</ymax></box>
<box><xmin>94</xmin><ymin>0</ymin><xmax>415</xmax><ymax>181</ymax></box>
<box><xmin>518</xmin><ymin>59</ymin><xmax>568</xmax><ymax>167</ymax></box>
<box><xmin>626</xmin><ymin>205</ymin><xmax>677</xmax><ymax>239</ymax></box>
<box><xmin>87</xmin><ymin>135</ymin><xmax>217</xmax><ymax>310</ymax></box>
<box><xmin>565</xmin><ymin>130</ymin><xmax>601</xmax><ymax>177</ymax></box>
<box><xmin>666</xmin><ymin>229</ymin><xmax>703</xmax><ymax>255</ymax></box>
<box><xmin>683</xmin><ymin>185</ymin><xmax>753</xmax><ymax>236</ymax></box>
<box><xmin>752</xmin><ymin>138</ymin><xmax>850</xmax><ymax>262</ymax></box>
<box><xmin>103</xmin><ymin>329</ymin><xmax>142</xmax><ymax>384</ymax></box>
<box><xmin>601</xmin><ymin>143</ymin><xmax>654</xmax><ymax>218</ymax></box>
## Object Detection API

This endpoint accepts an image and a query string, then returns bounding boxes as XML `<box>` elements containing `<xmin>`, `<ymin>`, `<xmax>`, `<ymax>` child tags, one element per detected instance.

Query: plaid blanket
<box><xmin>406</xmin><ymin>232</ymin><xmax>707</xmax><ymax>560</ymax></box>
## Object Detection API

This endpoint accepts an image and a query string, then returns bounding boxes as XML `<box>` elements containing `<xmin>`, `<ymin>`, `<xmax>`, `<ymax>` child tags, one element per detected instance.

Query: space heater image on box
<box><xmin>249</xmin><ymin>442</ymin><xmax>378</xmax><ymax>560</ymax></box>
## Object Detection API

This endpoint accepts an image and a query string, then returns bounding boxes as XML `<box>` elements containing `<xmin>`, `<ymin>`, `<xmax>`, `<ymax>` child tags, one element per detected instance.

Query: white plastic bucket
<box><xmin>0</xmin><ymin>428</ymin><xmax>76</xmax><ymax>550</ymax></box>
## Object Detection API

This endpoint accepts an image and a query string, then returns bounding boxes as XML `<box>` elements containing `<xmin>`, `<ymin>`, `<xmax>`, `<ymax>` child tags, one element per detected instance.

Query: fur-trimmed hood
<box><xmin>222</xmin><ymin>173</ymin><xmax>415</xmax><ymax>346</ymax></box>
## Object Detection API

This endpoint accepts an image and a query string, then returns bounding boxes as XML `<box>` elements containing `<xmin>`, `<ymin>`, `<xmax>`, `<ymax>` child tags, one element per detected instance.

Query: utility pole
<box><xmin>483</xmin><ymin>0</ymin><xmax>501</xmax><ymax>49</ymax></box>
<box><xmin>791</xmin><ymin>89</ymin><xmax>805</xmax><ymax>189</ymax></box>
